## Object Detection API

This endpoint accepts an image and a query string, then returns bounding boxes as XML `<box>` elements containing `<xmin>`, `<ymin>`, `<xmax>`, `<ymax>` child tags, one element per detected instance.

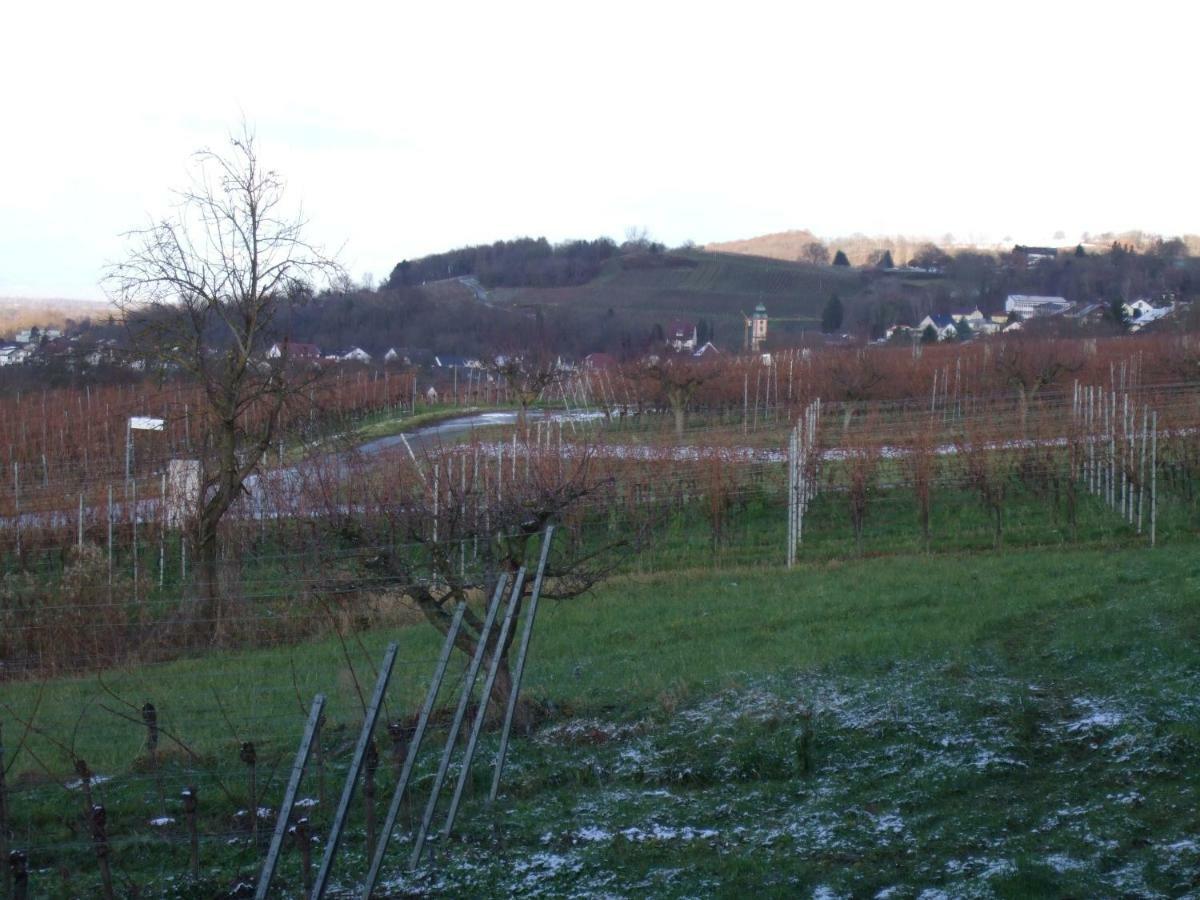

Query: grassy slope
<box><xmin>498</xmin><ymin>251</ymin><xmax>865</xmax><ymax>339</ymax></box>
<box><xmin>6</xmin><ymin>544</ymin><xmax>1200</xmax><ymax>895</ymax></box>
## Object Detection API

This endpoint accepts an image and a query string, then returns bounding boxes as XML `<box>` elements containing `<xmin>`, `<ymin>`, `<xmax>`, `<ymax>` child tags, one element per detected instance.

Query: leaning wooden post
<box><xmin>409</xmin><ymin>576</ymin><xmax>510</xmax><ymax>870</ymax></box>
<box><xmin>488</xmin><ymin>530</ymin><xmax>554</xmax><ymax>805</ymax></box>
<box><xmin>310</xmin><ymin>642</ymin><xmax>399</xmax><ymax>899</ymax></box>
<box><xmin>362</xmin><ymin>604</ymin><xmax>468</xmax><ymax>899</ymax></box>
<box><xmin>256</xmin><ymin>694</ymin><xmax>325</xmax><ymax>900</ymax></box>
<box><xmin>440</xmin><ymin>570</ymin><xmax>528</xmax><ymax>843</ymax></box>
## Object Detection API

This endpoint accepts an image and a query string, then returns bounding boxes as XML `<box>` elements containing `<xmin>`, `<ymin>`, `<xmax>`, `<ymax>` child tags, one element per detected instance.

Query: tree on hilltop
<box><xmin>801</xmin><ymin>242</ymin><xmax>830</xmax><ymax>266</ymax></box>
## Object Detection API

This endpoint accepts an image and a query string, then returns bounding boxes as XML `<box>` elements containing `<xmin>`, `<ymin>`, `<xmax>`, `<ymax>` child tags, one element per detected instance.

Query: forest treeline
<box><xmin>385</xmin><ymin>237</ymin><xmax>621</xmax><ymax>289</ymax></box>
<box><xmin>9</xmin><ymin>236</ymin><xmax>1200</xmax><ymax>390</ymax></box>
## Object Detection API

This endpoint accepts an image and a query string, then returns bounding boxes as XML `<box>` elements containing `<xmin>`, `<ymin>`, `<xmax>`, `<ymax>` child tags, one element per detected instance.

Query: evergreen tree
<box><xmin>821</xmin><ymin>293</ymin><xmax>844</xmax><ymax>333</ymax></box>
<box><xmin>878</xmin><ymin>250</ymin><xmax>895</xmax><ymax>269</ymax></box>
<box><xmin>832</xmin><ymin>249</ymin><xmax>850</xmax><ymax>266</ymax></box>
<box><xmin>954</xmin><ymin>318</ymin><xmax>972</xmax><ymax>340</ymax></box>
<box><xmin>1074</xmin><ymin>244</ymin><xmax>1087</xmax><ymax>258</ymax></box>
<box><xmin>1108</xmin><ymin>297</ymin><xmax>1128</xmax><ymax>327</ymax></box>
<box><xmin>921</xmin><ymin>324</ymin><xmax>939</xmax><ymax>343</ymax></box>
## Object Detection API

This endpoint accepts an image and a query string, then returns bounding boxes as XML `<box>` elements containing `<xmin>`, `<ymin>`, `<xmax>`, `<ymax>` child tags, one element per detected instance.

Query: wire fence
<box><xmin>4</xmin><ymin>361</ymin><xmax>1200</xmax><ymax>895</ymax></box>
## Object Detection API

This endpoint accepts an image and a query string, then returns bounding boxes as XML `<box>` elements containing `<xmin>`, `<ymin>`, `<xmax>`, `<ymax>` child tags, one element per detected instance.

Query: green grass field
<box><xmin>6</xmin><ymin>541</ymin><xmax>1200</xmax><ymax>896</ymax></box>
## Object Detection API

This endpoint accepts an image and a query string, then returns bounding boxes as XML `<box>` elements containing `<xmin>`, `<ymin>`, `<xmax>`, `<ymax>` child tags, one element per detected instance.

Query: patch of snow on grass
<box><xmin>575</xmin><ymin>825</ymin><xmax>612</xmax><ymax>842</ymax></box>
<box><xmin>1064</xmin><ymin>698</ymin><xmax>1126</xmax><ymax>733</ymax></box>
<box><xmin>620</xmin><ymin>824</ymin><xmax>718</xmax><ymax>842</ymax></box>
<box><xmin>1045</xmin><ymin>852</ymin><xmax>1086</xmax><ymax>873</ymax></box>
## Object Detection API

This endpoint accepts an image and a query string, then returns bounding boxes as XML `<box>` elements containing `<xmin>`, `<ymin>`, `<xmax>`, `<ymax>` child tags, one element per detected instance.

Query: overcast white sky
<box><xmin>2</xmin><ymin>0</ymin><xmax>1196</xmax><ymax>300</ymax></box>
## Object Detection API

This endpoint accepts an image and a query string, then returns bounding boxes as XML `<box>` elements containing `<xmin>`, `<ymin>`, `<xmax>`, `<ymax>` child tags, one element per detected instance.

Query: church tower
<box><xmin>751</xmin><ymin>303</ymin><xmax>768</xmax><ymax>352</ymax></box>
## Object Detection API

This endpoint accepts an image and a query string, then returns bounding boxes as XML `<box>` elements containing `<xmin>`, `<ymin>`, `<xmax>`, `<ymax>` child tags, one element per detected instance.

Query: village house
<box><xmin>666</xmin><ymin>319</ymin><xmax>697</xmax><ymax>352</ymax></box>
<box><xmin>1127</xmin><ymin>301</ymin><xmax>1176</xmax><ymax>332</ymax></box>
<box><xmin>267</xmin><ymin>341</ymin><xmax>321</xmax><ymax>360</ymax></box>
<box><xmin>917</xmin><ymin>313</ymin><xmax>958</xmax><ymax>341</ymax></box>
<box><xmin>434</xmin><ymin>354</ymin><xmax>482</xmax><ymax>369</ymax></box>
<box><xmin>0</xmin><ymin>345</ymin><xmax>28</xmax><ymax>366</ymax></box>
<box><xmin>1005</xmin><ymin>295</ymin><xmax>1072</xmax><ymax>319</ymax></box>
<box><xmin>949</xmin><ymin>307</ymin><xmax>1000</xmax><ymax>335</ymax></box>
<box><xmin>84</xmin><ymin>339</ymin><xmax>120</xmax><ymax>367</ymax></box>
<box><xmin>1122</xmin><ymin>299</ymin><xmax>1156</xmax><ymax>320</ymax></box>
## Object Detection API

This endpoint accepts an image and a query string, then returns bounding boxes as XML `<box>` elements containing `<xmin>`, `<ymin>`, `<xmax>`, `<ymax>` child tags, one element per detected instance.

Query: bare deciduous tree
<box><xmin>800</xmin><ymin>241</ymin><xmax>830</xmax><ymax>266</ymax></box>
<box><xmin>993</xmin><ymin>339</ymin><xmax>1082</xmax><ymax>434</ymax></box>
<box><xmin>844</xmin><ymin>441</ymin><xmax>881</xmax><ymax>554</ymax></box>
<box><xmin>903</xmin><ymin>425</ymin><xmax>937</xmax><ymax>552</ymax></box>
<box><xmin>641</xmin><ymin>356</ymin><xmax>716</xmax><ymax>440</ymax></box>
<box><xmin>492</xmin><ymin>352</ymin><xmax>562</xmax><ymax>433</ymax></box>
<box><xmin>312</xmin><ymin>440</ymin><xmax>631</xmax><ymax>727</ymax></box>
<box><xmin>105</xmin><ymin>127</ymin><xmax>341</xmax><ymax>627</ymax></box>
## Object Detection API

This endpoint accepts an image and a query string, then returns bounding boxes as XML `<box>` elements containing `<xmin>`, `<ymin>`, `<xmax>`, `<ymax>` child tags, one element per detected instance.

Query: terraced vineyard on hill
<box><xmin>494</xmin><ymin>251</ymin><xmax>865</xmax><ymax>341</ymax></box>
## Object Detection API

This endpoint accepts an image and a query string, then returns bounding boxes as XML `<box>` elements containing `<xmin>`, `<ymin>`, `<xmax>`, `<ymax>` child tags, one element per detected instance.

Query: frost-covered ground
<box><xmin>361</xmin><ymin>662</ymin><xmax>1200</xmax><ymax>898</ymax></box>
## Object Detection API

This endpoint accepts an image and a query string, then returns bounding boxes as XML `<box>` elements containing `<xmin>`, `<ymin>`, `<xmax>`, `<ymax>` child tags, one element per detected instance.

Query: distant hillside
<box><xmin>492</xmin><ymin>250</ymin><xmax>867</xmax><ymax>350</ymax></box>
<box><xmin>0</xmin><ymin>296</ymin><xmax>111</xmax><ymax>339</ymax></box>
<box><xmin>704</xmin><ymin>230</ymin><xmax>821</xmax><ymax>263</ymax></box>
<box><xmin>706</xmin><ymin>230</ymin><xmax>948</xmax><ymax>268</ymax></box>
<box><xmin>708</xmin><ymin>229</ymin><xmax>1200</xmax><ymax>268</ymax></box>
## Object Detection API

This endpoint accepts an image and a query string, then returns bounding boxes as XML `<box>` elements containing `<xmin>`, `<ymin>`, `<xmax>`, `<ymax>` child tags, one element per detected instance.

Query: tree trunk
<box><xmin>195</xmin><ymin>522</ymin><xmax>222</xmax><ymax>638</ymax></box>
<box><xmin>487</xmin><ymin>655</ymin><xmax>540</xmax><ymax>733</ymax></box>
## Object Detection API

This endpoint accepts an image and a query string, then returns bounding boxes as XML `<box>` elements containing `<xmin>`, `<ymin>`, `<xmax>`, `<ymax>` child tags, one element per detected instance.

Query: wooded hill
<box><xmin>20</xmin><ymin>235</ymin><xmax>1200</xmax><ymax>373</ymax></box>
<box><xmin>198</xmin><ymin>239</ymin><xmax>1200</xmax><ymax>359</ymax></box>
